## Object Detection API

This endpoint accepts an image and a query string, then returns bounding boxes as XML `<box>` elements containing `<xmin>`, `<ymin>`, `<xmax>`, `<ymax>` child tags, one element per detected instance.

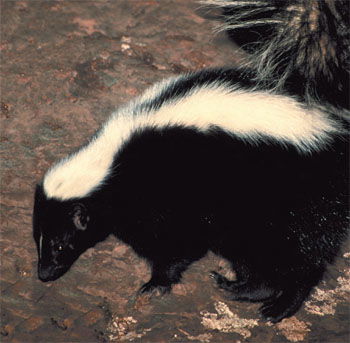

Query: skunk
<box><xmin>33</xmin><ymin>0</ymin><xmax>349</xmax><ymax>323</ymax></box>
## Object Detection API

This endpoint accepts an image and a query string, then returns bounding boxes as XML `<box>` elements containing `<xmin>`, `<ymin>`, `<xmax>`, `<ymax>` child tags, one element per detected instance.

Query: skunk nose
<box><xmin>38</xmin><ymin>265</ymin><xmax>57</xmax><ymax>282</ymax></box>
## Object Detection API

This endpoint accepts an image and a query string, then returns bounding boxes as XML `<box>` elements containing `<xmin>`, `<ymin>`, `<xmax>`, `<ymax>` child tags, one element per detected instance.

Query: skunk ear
<box><xmin>72</xmin><ymin>203</ymin><xmax>89</xmax><ymax>231</ymax></box>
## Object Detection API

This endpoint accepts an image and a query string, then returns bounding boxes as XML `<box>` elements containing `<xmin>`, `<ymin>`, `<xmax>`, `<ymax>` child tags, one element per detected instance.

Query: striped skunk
<box><xmin>33</xmin><ymin>0</ymin><xmax>349</xmax><ymax>323</ymax></box>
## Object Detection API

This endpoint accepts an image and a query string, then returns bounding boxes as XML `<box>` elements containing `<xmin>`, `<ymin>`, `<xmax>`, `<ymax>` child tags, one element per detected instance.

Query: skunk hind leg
<box><xmin>211</xmin><ymin>271</ymin><xmax>278</xmax><ymax>303</ymax></box>
<box><xmin>259</xmin><ymin>268</ymin><xmax>325</xmax><ymax>323</ymax></box>
<box><xmin>211</xmin><ymin>270</ymin><xmax>305</xmax><ymax>322</ymax></box>
<box><xmin>212</xmin><ymin>268</ymin><xmax>322</xmax><ymax>323</ymax></box>
<box><xmin>259</xmin><ymin>284</ymin><xmax>314</xmax><ymax>323</ymax></box>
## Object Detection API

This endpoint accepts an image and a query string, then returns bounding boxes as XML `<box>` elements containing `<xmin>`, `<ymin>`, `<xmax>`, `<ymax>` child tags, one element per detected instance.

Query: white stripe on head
<box><xmin>39</xmin><ymin>234</ymin><xmax>43</xmax><ymax>259</ymax></box>
<box><xmin>43</xmin><ymin>79</ymin><xmax>342</xmax><ymax>201</ymax></box>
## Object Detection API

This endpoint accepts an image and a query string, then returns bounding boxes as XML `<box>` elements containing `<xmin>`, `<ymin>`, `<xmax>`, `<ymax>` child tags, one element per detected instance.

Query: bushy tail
<box><xmin>200</xmin><ymin>0</ymin><xmax>350</xmax><ymax>113</ymax></box>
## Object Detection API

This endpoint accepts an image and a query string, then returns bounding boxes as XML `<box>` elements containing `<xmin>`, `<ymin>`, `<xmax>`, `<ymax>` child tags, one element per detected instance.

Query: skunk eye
<box><xmin>58</xmin><ymin>245</ymin><xmax>63</xmax><ymax>251</ymax></box>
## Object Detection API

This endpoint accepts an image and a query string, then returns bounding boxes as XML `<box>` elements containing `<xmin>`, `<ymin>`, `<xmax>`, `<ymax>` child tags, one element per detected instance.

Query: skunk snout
<box><xmin>38</xmin><ymin>264</ymin><xmax>63</xmax><ymax>282</ymax></box>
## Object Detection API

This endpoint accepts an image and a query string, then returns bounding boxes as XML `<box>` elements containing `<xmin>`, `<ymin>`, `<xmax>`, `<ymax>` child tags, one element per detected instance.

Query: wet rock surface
<box><xmin>1</xmin><ymin>1</ymin><xmax>349</xmax><ymax>342</ymax></box>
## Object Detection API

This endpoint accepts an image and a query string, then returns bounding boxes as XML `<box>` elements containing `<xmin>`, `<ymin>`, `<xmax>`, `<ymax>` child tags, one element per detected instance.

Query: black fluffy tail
<box><xmin>200</xmin><ymin>0</ymin><xmax>350</xmax><ymax>113</ymax></box>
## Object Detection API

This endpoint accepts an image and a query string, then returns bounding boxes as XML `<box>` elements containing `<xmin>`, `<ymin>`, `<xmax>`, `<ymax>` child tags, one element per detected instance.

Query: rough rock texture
<box><xmin>1</xmin><ymin>1</ymin><xmax>349</xmax><ymax>342</ymax></box>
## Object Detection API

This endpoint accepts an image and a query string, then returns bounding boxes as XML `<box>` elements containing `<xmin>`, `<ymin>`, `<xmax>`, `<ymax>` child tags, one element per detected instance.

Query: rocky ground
<box><xmin>1</xmin><ymin>1</ymin><xmax>349</xmax><ymax>342</ymax></box>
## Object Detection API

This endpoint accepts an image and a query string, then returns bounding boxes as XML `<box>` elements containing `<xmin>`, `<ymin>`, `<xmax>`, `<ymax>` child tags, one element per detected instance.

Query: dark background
<box><xmin>1</xmin><ymin>1</ymin><xmax>349</xmax><ymax>342</ymax></box>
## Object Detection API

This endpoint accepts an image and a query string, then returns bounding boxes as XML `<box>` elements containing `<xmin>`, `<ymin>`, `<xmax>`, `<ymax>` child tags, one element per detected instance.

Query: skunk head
<box><xmin>33</xmin><ymin>184</ymin><xmax>93</xmax><ymax>282</ymax></box>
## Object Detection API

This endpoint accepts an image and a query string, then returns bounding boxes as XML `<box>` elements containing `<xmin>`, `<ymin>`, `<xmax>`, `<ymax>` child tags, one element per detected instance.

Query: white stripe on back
<box><xmin>43</xmin><ymin>81</ymin><xmax>341</xmax><ymax>201</ymax></box>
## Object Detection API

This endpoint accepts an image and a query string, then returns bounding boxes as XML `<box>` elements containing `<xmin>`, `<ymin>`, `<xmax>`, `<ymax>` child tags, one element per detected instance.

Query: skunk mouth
<box><xmin>38</xmin><ymin>264</ymin><xmax>68</xmax><ymax>282</ymax></box>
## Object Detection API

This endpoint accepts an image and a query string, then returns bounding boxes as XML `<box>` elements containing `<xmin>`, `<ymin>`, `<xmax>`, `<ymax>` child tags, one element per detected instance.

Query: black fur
<box><xmin>33</xmin><ymin>124</ymin><xmax>349</xmax><ymax>322</ymax></box>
